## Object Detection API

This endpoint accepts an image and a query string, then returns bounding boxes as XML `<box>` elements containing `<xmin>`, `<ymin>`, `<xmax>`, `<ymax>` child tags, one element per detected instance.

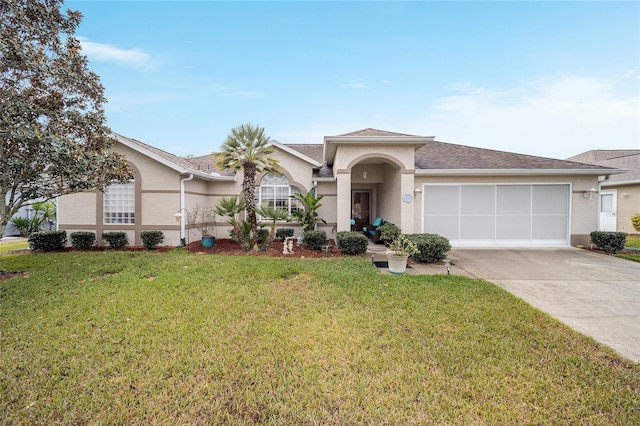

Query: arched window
<box><xmin>257</xmin><ymin>173</ymin><xmax>301</xmax><ymax>214</ymax></box>
<box><xmin>103</xmin><ymin>178</ymin><xmax>135</xmax><ymax>224</ymax></box>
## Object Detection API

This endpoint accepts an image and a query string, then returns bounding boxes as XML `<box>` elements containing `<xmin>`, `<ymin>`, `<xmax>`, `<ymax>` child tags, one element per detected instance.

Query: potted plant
<box><xmin>188</xmin><ymin>206</ymin><xmax>217</xmax><ymax>248</ymax></box>
<box><xmin>386</xmin><ymin>234</ymin><xmax>419</xmax><ymax>274</ymax></box>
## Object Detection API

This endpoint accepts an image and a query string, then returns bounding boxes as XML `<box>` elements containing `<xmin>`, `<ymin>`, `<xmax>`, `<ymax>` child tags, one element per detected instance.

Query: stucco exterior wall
<box><xmin>611</xmin><ymin>184</ymin><xmax>640</xmax><ymax>233</ymax></box>
<box><xmin>58</xmin><ymin>192</ymin><xmax>97</xmax><ymax>225</ymax></box>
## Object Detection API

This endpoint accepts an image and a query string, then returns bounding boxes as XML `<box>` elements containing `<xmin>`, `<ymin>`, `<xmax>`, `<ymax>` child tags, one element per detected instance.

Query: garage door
<box><xmin>422</xmin><ymin>184</ymin><xmax>570</xmax><ymax>246</ymax></box>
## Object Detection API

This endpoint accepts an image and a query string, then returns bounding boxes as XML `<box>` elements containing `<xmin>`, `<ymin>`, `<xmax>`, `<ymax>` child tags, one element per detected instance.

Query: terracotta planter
<box><xmin>387</xmin><ymin>253</ymin><xmax>409</xmax><ymax>274</ymax></box>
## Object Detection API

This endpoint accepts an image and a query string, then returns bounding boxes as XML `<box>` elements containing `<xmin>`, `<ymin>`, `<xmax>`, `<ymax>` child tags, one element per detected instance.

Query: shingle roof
<box><xmin>113</xmin><ymin>133</ymin><xmax>231</xmax><ymax>177</ymax></box>
<box><xmin>337</xmin><ymin>128</ymin><xmax>418</xmax><ymax>137</ymax></box>
<box><xmin>567</xmin><ymin>150</ymin><xmax>640</xmax><ymax>182</ymax></box>
<box><xmin>415</xmin><ymin>141</ymin><xmax>614</xmax><ymax>171</ymax></box>
<box><xmin>285</xmin><ymin>144</ymin><xmax>323</xmax><ymax>163</ymax></box>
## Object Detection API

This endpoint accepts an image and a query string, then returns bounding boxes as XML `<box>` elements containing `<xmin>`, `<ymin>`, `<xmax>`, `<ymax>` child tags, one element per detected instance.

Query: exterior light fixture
<box><xmin>414</xmin><ymin>188</ymin><xmax>422</xmax><ymax>198</ymax></box>
<box><xmin>443</xmin><ymin>258</ymin><xmax>452</xmax><ymax>275</ymax></box>
<box><xmin>583</xmin><ymin>188</ymin><xmax>598</xmax><ymax>199</ymax></box>
<box><xmin>622</xmin><ymin>192</ymin><xmax>629</xmax><ymax>198</ymax></box>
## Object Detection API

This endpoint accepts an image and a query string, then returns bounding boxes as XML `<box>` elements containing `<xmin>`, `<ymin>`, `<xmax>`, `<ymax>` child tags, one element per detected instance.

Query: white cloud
<box><xmin>213</xmin><ymin>85</ymin><xmax>261</xmax><ymax>98</ymax></box>
<box><xmin>422</xmin><ymin>74</ymin><xmax>640</xmax><ymax>159</ymax></box>
<box><xmin>345</xmin><ymin>80</ymin><xmax>368</xmax><ymax>89</ymax></box>
<box><xmin>78</xmin><ymin>38</ymin><xmax>153</xmax><ymax>69</ymax></box>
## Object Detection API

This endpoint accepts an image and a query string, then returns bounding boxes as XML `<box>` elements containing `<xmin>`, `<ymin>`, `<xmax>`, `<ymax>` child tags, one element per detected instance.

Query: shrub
<box><xmin>407</xmin><ymin>233</ymin><xmax>451</xmax><ymax>263</ymax></box>
<box><xmin>590</xmin><ymin>231</ymin><xmax>627</xmax><ymax>254</ymax></box>
<box><xmin>631</xmin><ymin>213</ymin><xmax>640</xmax><ymax>232</ymax></box>
<box><xmin>102</xmin><ymin>232</ymin><xmax>129</xmax><ymax>249</ymax></box>
<box><xmin>28</xmin><ymin>231</ymin><xmax>67</xmax><ymax>252</ymax></box>
<box><xmin>336</xmin><ymin>231</ymin><xmax>369</xmax><ymax>255</ymax></box>
<box><xmin>276</xmin><ymin>228</ymin><xmax>294</xmax><ymax>240</ymax></box>
<box><xmin>378</xmin><ymin>222</ymin><xmax>401</xmax><ymax>243</ymax></box>
<box><xmin>141</xmin><ymin>230</ymin><xmax>164</xmax><ymax>250</ymax></box>
<box><xmin>303</xmin><ymin>230</ymin><xmax>327</xmax><ymax>250</ymax></box>
<box><xmin>70</xmin><ymin>232</ymin><xmax>96</xmax><ymax>250</ymax></box>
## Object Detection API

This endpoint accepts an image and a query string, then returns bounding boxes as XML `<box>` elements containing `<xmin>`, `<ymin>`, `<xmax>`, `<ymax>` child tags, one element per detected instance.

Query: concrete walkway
<box><xmin>375</xmin><ymin>246</ymin><xmax>640</xmax><ymax>363</ymax></box>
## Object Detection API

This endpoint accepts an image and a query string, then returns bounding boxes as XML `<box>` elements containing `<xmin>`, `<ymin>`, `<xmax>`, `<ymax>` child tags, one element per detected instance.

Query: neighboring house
<box><xmin>58</xmin><ymin>129</ymin><xmax>622</xmax><ymax>247</ymax></box>
<box><xmin>567</xmin><ymin>150</ymin><xmax>640</xmax><ymax>233</ymax></box>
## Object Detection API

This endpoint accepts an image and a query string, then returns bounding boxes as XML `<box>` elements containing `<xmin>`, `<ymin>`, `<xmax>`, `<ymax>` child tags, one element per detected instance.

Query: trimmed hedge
<box><xmin>407</xmin><ymin>233</ymin><xmax>451</xmax><ymax>263</ymax></box>
<box><xmin>28</xmin><ymin>231</ymin><xmax>67</xmax><ymax>252</ymax></box>
<box><xmin>102</xmin><ymin>232</ymin><xmax>129</xmax><ymax>249</ymax></box>
<box><xmin>303</xmin><ymin>230</ymin><xmax>327</xmax><ymax>250</ymax></box>
<box><xmin>70</xmin><ymin>232</ymin><xmax>96</xmax><ymax>250</ymax></box>
<box><xmin>141</xmin><ymin>230</ymin><xmax>164</xmax><ymax>250</ymax></box>
<box><xmin>275</xmin><ymin>228</ymin><xmax>294</xmax><ymax>240</ymax></box>
<box><xmin>590</xmin><ymin>231</ymin><xmax>627</xmax><ymax>254</ymax></box>
<box><xmin>336</xmin><ymin>231</ymin><xmax>369</xmax><ymax>255</ymax></box>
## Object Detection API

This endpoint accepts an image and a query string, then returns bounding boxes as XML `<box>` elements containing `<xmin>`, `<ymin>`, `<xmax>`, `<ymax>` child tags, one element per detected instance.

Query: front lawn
<box><xmin>0</xmin><ymin>239</ymin><xmax>28</xmax><ymax>254</ymax></box>
<box><xmin>1</xmin><ymin>251</ymin><xmax>638</xmax><ymax>424</ymax></box>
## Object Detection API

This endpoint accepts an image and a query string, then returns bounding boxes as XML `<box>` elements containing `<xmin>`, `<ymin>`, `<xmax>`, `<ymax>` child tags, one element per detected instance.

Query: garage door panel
<box><xmin>497</xmin><ymin>185</ymin><xmax>531</xmax><ymax>214</ymax></box>
<box><xmin>496</xmin><ymin>215</ymin><xmax>531</xmax><ymax>239</ymax></box>
<box><xmin>423</xmin><ymin>184</ymin><xmax>569</xmax><ymax>246</ymax></box>
<box><xmin>533</xmin><ymin>215</ymin><xmax>568</xmax><ymax>239</ymax></box>
<box><xmin>461</xmin><ymin>216</ymin><xmax>495</xmax><ymax>239</ymax></box>
<box><xmin>533</xmin><ymin>185</ymin><xmax>568</xmax><ymax>214</ymax></box>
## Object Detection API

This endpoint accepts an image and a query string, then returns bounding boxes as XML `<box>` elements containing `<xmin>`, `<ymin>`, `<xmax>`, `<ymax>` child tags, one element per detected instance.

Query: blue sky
<box><xmin>68</xmin><ymin>0</ymin><xmax>639</xmax><ymax>159</ymax></box>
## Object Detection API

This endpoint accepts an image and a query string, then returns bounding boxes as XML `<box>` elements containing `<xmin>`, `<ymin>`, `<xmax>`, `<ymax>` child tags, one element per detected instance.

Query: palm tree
<box><xmin>214</xmin><ymin>123</ymin><xmax>280</xmax><ymax>250</ymax></box>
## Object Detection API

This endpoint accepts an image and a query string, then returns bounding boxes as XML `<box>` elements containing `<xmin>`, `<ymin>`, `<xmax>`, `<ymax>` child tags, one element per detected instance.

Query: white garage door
<box><xmin>422</xmin><ymin>184</ymin><xmax>570</xmax><ymax>246</ymax></box>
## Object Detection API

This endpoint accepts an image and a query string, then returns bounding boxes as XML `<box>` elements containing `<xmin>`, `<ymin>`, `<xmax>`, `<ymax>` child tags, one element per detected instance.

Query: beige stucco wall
<box><xmin>58</xmin><ymin>192</ymin><xmax>97</xmax><ymax>225</ymax></box>
<box><xmin>609</xmin><ymin>184</ymin><xmax>640</xmax><ymax>233</ymax></box>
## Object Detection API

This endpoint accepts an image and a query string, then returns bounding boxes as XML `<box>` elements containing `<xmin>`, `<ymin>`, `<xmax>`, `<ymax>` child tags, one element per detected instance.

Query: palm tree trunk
<box><xmin>242</xmin><ymin>163</ymin><xmax>259</xmax><ymax>250</ymax></box>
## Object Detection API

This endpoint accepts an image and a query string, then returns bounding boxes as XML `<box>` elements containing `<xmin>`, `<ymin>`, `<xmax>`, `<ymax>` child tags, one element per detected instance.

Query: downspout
<box><xmin>179</xmin><ymin>174</ymin><xmax>194</xmax><ymax>246</ymax></box>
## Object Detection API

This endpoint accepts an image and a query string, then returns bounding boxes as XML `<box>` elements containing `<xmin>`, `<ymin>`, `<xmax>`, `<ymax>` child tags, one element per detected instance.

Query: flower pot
<box><xmin>387</xmin><ymin>253</ymin><xmax>409</xmax><ymax>274</ymax></box>
<box><xmin>201</xmin><ymin>236</ymin><xmax>216</xmax><ymax>248</ymax></box>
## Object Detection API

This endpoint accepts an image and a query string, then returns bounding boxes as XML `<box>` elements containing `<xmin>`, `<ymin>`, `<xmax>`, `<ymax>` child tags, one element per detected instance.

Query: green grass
<box><xmin>0</xmin><ymin>239</ymin><xmax>29</xmax><ymax>254</ymax></box>
<box><xmin>1</xmin><ymin>251</ymin><xmax>639</xmax><ymax>424</ymax></box>
<box><xmin>625</xmin><ymin>235</ymin><xmax>640</xmax><ymax>249</ymax></box>
<box><xmin>617</xmin><ymin>235</ymin><xmax>640</xmax><ymax>262</ymax></box>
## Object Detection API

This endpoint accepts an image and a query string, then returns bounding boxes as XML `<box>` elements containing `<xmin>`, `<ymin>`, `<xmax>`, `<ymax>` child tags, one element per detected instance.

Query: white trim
<box><xmin>416</xmin><ymin>168</ymin><xmax>623</xmax><ymax>176</ymax></box>
<box><xmin>601</xmin><ymin>179</ymin><xmax>640</xmax><ymax>187</ymax></box>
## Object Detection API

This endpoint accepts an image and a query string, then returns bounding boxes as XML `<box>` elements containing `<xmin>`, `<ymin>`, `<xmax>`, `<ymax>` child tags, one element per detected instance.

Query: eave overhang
<box><xmin>323</xmin><ymin>135</ymin><xmax>435</xmax><ymax>166</ymax></box>
<box><xmin>415</xmin><ymin>168</ymin><xmax>625</xmax><ymax>177</ymax></box>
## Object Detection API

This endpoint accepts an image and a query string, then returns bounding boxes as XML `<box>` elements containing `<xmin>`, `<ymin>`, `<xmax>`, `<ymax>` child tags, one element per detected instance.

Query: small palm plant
<box><xmin>291</xmin><ymin>192</ymin><xmax>326</xmax><ymax>232</ymax></box>
<box><xmin>256</xmin><ymin>205</ymin><xmax>290</xmax><ymax>248</ymax></box>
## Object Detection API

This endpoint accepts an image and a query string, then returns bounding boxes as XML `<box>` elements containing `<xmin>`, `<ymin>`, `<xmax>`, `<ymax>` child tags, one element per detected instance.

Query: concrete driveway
<box><xmin>411</xmin><ymin>247</ymin><xmax>640</xmax><ymax>363</ymax></box>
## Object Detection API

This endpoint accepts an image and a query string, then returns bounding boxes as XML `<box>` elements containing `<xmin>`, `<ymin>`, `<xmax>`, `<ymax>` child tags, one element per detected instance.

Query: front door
<box><xmin>599</xmin><ymin>190</ymin><xmax>617</xmax><ymax>231</ymax></box>
<box><xmin>352</xmin><ymin>191</ymin><xmax>371</xmax><ymax>232</ymax></box>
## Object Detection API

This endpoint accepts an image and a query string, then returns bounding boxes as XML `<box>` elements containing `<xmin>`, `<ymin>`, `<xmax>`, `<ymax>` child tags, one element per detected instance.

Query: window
<box><xmin>103</xmin><ymin>179</ymin><xmax>135</xmax><ymax>224</ymax></box>
<box><xmin>257</xmin><ymin>173</ymin><xmax>301</xmax><ymax>215</ymax></box>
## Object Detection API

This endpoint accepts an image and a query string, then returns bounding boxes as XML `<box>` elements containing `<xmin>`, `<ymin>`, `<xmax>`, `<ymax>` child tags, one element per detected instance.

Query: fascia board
<box><xmin>601</xmin><ymin>179</ymin><xmax>640</xmax><ymax>187</ymax></box>
<box><xmin>415</xmin><ymin>168</ymin><xmax>625</xmax><ymax>176</ymax></box>
<box><xmin>323</xmin><ymin>135</ymin><xmax>435</xmax><ymax>165</ymax></box>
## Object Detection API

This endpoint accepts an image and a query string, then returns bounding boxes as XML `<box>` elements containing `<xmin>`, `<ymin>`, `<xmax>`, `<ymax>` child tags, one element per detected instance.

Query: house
<box><xmin>566</xmin><ymin>150</ymin><xmax>640</xmax><ymax>233</ymax></box>
<box><xmin>57</xmin><ymin>129</ymin><xmax>623</xmax><ymax>247</ymax></box>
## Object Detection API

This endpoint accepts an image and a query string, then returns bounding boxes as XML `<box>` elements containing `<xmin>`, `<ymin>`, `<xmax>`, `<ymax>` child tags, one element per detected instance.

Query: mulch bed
<box><xmin>183</xmin><ymin>238</ymin><xmax>342</xmax><ymax>258</ymax></box>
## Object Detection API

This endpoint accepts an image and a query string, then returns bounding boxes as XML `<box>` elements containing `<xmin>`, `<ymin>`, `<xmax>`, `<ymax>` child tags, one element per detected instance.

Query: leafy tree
<box><xmin>214</xmin><ymin>123</ymin><xmax>280</xmax><ymax>251</ymax></box>
<box><xmin>0</xmin><ymin>0</ymin><xmax>132</xmax><ymax>238</ymax></box>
